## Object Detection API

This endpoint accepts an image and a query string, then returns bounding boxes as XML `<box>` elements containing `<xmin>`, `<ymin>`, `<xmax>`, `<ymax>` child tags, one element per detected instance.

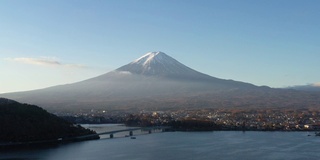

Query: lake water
<box><xmin>1</xmin><ymin>124</ymin><xmax>320</xmax><ymax>160</ymax></box>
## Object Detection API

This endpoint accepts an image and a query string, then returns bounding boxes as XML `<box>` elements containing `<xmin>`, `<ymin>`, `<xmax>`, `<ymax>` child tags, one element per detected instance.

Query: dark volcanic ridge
<box><xmin>1</xmin><ymin>52</ymin><xmax>320</xmax><ymax>112</ymax></box>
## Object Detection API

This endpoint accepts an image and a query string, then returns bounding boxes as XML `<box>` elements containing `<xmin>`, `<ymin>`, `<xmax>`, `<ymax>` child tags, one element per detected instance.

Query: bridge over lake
<box><xmin>69</xmin><ymin>126</ymin><xmax>172</xmax><ymax>140</ymax></box>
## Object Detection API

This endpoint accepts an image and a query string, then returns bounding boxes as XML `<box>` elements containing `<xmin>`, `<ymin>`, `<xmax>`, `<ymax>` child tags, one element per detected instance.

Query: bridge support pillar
<box><xmin>110</xmin><ymin>134</ymin><xmax>114</xmax><ymax>138</ymax></box>
<box><xmin>129</xmin><ymin>131</ymin><xmax>133</xmax><ymax>136</ymax></box>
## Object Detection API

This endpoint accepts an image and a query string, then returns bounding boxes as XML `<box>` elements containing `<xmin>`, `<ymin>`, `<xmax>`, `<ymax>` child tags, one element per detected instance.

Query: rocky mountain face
<box><xmin>2</xmin><ymin>52</ymin><xmax>320</xmax><ymax>113</ymax></box>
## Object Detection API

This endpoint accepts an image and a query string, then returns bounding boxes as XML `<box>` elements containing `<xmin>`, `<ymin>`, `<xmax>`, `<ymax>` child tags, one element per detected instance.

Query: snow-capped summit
<box><xmin>116</xmin><ymin>51</ymin><xmax>209</xmax><ymax>79</ymax></box>
<box><xmin>132</xmin><ymin>51</ymin><xmax>166</xmax><ymax>66</ymax></box>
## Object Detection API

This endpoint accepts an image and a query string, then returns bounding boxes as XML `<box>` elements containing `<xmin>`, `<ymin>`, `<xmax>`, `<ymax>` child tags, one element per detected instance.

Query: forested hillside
<box><xmin>0</xmin><ymin>98</ymin><xmax>97</xmax><ymax>143</ymax></box>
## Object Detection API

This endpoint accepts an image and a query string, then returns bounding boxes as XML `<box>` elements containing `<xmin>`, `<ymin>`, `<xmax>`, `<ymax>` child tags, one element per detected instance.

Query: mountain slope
<box><xmin>1</xmin><ymin>52</ymin><xmax>320</xmax><ymax>113</ymax></box>
<box><xmin>90</xmin><ymin>52</ymin><xmax>256</xmax><ymax>90</ymax></box>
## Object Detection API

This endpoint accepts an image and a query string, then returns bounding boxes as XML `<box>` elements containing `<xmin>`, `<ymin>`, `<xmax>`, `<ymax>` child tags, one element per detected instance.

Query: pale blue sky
<box><xmin>1</xmin><ymin>0</ymin><xmax>319</xmax><ymax>93</ymax></box>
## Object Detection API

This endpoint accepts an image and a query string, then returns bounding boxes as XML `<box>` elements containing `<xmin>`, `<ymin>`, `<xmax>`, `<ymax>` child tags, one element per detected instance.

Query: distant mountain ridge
<box><xmin>288</xmin><ymin>83</ymin><xmax>320</xmax><ymax>92</ymax></box>
<box><xmin>1</xmin><ymin>52</ymin><xmax>320</xmax><ymax>113</ymax></box>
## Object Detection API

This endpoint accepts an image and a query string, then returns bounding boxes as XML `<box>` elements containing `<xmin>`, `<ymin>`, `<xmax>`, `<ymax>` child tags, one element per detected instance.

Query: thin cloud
<box><xmin>5</xmin><ymin>57</ymin><xmax>88</xmax><ymax>69</ymax></box>
<box><xmin>313</xmin><ymin>82</ymin><xmax>320</xmax><ymax>87</ymax></box>
<box><xmin>9</xmin><ymin>57</ymin><xmax>61</xmax><ymax>66</ymax></box>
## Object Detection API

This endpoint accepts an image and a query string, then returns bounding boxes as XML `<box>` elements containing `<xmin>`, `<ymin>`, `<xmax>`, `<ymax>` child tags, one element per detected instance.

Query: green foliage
<box><xmin>0</xmin><ymin>98</ymin><xmax>96</xmax><ymax>143</ymax></box>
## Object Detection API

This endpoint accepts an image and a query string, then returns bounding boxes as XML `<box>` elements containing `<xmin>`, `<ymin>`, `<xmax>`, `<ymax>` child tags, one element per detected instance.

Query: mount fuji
<box><xmin>2</xmin><ymin>52</ymin><xmax>320</xmax><ymax>112</ymax></box>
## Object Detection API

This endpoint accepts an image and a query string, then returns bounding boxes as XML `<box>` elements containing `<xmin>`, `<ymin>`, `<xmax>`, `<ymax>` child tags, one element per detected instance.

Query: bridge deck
<box><xmin>71</xmin><ymin>126</ymin><xmax>171</xmax><ymax>140</ymax></box>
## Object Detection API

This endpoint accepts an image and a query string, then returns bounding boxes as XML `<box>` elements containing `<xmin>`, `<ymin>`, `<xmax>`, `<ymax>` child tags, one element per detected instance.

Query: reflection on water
<box><xmin>1</xmin><ymin>124</ymin><xmax>320</xmax><ymax>160</ymax></box>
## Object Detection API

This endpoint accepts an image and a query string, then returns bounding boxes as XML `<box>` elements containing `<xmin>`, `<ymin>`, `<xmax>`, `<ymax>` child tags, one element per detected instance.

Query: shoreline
<box><xmin>2</xmin><ymin>124</ymin><xmax>319</xmax><ymax>149</ymax></box>
<box><xmin>0</xmin><ymin>134</ymin><xmax>99</xmax><ymax>149</ymax></box>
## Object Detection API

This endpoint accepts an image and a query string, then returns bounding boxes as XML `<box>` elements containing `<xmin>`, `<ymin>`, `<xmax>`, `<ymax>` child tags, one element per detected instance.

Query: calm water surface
<box><xmin>1</xmin><ymin>124</ymin><xmax>320</xmax><ymax>160</ymax></box>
